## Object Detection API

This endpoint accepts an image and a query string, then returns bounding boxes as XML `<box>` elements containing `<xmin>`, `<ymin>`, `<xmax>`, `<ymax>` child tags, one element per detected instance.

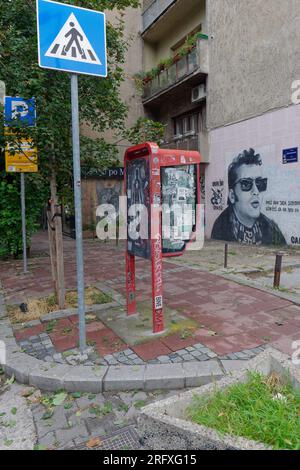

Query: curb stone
<box><xmin>0</xmin><ymin>290</ymin><xmax>259</xmax><ymax>393</ymax></box>
<box><xmin>0</xmin><ymin>314</ymin><xmax>227</xmax><ymax>393</ymax></box>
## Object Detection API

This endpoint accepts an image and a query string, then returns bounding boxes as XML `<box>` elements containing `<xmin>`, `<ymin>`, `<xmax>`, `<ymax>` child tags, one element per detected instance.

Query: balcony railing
<box><xmin>142</xmin><ymin>0</ymin><xmax>176</xmax><ymax>33</ymax></box>
<box><xmin>142</xmin><ymin>37</ymin><xmax>208</xmax><ymax>102</ymax></box>
<box><xmin>161</xmin><ymin>133</ymin><xmax>200</xmax><ymax>152</ymax></box>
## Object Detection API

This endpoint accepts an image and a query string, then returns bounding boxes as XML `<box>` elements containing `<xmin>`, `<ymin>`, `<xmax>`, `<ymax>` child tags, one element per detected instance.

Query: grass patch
<box><xmin>274</xmin><ymin>286</ymin><xmax>296</xmax><ymax>294</ymax></box>
<box><xmin>7</xmin><ymin>286</ymin><xmax>112</xmax><ymax>324</ymax></box>
<box><xmin>186</xmin><ymin>372</ymin><xmax>300</xmax><ymax>450</ymax></box>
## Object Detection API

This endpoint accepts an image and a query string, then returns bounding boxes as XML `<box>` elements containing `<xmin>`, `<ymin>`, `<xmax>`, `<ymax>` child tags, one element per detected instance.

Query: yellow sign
<box><xmin>5</xmin><ymin>129</ymin><xmax>38</xmax><ymax>173</ymax></box>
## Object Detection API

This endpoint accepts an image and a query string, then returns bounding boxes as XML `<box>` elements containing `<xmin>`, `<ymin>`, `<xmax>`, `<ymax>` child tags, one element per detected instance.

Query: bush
<box><xmin>0</xmin><ymin>174</ymin><xmax>46</xmax><ymax>258</ymax></box>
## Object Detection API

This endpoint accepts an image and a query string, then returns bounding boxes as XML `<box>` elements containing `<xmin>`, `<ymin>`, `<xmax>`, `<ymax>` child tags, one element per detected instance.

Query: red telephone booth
<box><xmin>124</xmin><ymin>142</ymin><xmax>201</xmax><ymax>334</ymax></box>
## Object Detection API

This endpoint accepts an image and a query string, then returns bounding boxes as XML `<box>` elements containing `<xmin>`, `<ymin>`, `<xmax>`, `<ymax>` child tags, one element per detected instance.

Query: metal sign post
<box><xmin>71</xmin><ymin>73</ymin><xmax>86</xmax><ymax>351</ymax></box>
<box><xmin>37</xmin><ymin>0</ymin><xmax>107</xmax><ymax>352</ymax></box>
<box><xmin>20</xmin><ymin>173</ymin><xmax>28</xmax><ymax>274</ymax></box>
<box><xmin>4</xmin><ymin>96</ymin><xmax>37</xmax><ymax>276</ymax></box>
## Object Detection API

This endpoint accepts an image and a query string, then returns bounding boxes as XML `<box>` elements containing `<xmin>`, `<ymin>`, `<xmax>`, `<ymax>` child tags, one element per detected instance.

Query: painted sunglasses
<box><xmin>234</xmin><ymin>177</ymin><xmax>268</xmax><ymax>192</ymax></box>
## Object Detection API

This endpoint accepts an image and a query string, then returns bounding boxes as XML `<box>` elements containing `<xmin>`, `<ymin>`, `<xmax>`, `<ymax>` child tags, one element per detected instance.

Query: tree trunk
<box><xmin>48</xmin><ymin>160</ymin><xmax>65</xmax><ymax>309</ymax></box>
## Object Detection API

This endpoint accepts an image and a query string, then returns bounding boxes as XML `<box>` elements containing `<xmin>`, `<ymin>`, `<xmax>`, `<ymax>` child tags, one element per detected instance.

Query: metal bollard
<box><xmin>224</xmin><ymin>243</ymin><xmax>228</xmax><ymax>268</ymax></box>
<box><xmin>273</xmin><ymin>253</ymin><xmax>283</xmax><ymax>289</ymax></box>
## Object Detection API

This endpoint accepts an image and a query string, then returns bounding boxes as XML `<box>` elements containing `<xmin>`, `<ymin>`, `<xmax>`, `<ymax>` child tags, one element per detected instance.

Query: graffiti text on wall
<box><xmin>210</xmin><ymin>180</ymin><xmax>224</xmax><ymax>211</ymax></box>
<box><xmin>265</xmin><ymin>200</ymin><xmax>300</xmax><ymax>214</ymax></box>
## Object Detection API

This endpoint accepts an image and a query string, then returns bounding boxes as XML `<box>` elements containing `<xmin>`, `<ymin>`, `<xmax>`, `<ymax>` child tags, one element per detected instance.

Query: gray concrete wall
<box><xmin>207</xmin><ymin>0</ymin><xmax>300</xmax><ymax>130</ymax></box>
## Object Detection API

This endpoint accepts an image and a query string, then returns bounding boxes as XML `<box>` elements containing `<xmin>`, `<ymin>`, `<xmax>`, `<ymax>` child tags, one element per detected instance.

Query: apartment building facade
<box><xmin>141</xmin><ymin>0</ymin><xmax>209</xmax><ymax>200</ymax></box>
<box><xmin>140</xmin><ymin>0</ymin><xmax>300</xmax><ymax>246</ymax></box>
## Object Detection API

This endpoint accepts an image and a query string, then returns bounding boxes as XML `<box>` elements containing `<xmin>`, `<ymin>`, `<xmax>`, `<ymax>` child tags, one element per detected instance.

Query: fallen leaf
<box><xmin>42</xmin><ymin>410</ymin><xmax>54</xmax><ymax>420</ymax></box>
<box><xmin>113</xmin><ymin>419</ymin><xmax>125</xmax><ymax>426</ymax></box>
<box><xmin>10</xmin><ymin>407</ymin><xmax>17</xmax><ymax>415</ymax></box>
<box><xmin>4</xmin><ymin>439</ymin><xmax>13</xmax><ymax>447</ymax></box>
<box><xmin>21</xmin><ymin>388</ymin><xmax>35</xmax><ymax>398</ymax></box>
<box><xmin>52</xmin><ymin>392</ymin><xmax>67</xmax><ymax>406</ymax></box>
<box><xmin>86</xmin><ymin>437</ymin><xmax>102</xmax><ymax>449</ymax></box>
<box><xmin>5</xmin><ymin>375</ymin><xmax>15</xmax><ymax>386</ymax></box>
<box><xmin>34</xmin><ymin>444</ymin><xmax>48</xmax><ymax>451</ymax></box>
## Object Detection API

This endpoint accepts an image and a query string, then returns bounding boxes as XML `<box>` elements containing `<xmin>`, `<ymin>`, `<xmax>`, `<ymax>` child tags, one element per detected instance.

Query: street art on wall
<box><xmin>96</xmin><ymin>179</ymin><xmax>122</xmax><ymax>211</ymax></box>
<box><xmin>161</xmin><ymin>165</ymin><xmax>197</xmax><ymax>254</ymax></box>
<box><xmin>211</xmin><ymin>147</ymin><xmax>286</xmax><ymax>245</ymax></box>
<box><xmin>210</xmin><ymin>179</ymin><xmax>225</xmax><ymax>212</ymax></box>
<box><xmin>126</xmin><ymin>157</ymin><xmax>151</xmax><ymax>259</ymax></box>
<box><xmin>206</xmin><ymin>105</ymin><xmax>300</xmax><ymax>246</ymax></box>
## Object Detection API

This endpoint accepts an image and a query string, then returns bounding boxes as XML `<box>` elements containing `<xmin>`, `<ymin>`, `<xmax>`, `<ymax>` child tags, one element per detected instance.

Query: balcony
<box><xmin>161</xmin><ymin>132</ymin><xmax>209</xmax><ymax>163</ymax></box>
<box><xmin>142</xmin><ymin>37</ymin><xmax>208</xmax><ymax>104</ymax></box>
<box><xmin>161</xmin><ymin>133</ymin><xmax>199</xmax><ymax>151</ymax></box>
<box><xmin>142</xmin><ymin>0</ymin><xmax>176</xmax><ymax>33</ymax></box>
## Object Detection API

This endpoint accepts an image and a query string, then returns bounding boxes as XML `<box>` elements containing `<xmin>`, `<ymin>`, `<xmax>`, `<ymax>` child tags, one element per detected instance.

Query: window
<box><xmin>174</xmin><ymin>112</ymin><xmax>200</xmax><ymax>138</ymax></box>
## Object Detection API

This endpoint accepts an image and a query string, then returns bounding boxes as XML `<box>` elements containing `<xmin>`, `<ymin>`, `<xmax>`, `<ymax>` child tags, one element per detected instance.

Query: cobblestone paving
<box><xmin>30</xmin><ymin>387</ymin><xmax>180</xmax><ymax>450</ymax></box>
<box><xmin>15</xmin><ymin>325</ymin><xmax>266</xmax><ymax>366</ymax></box>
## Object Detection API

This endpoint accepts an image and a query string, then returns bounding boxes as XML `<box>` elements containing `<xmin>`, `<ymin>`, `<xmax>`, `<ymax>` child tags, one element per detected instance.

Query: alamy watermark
<box><xmin>291</xmin><ymin>80</ymin><xmax>300</xmax><ymax>105</ymax></box>
<box><xmin>291</xmin><ymin>340</ymin><xmax>300</xmax><ymax>365</ymax></box>
<box><xmin>95</xmin><ymin>197</ymin><xmax>205</xmax><ymax>251</ymax></box>
<box><xmin>0</xmin><ymin>340</ymin><xmax>6</xmax><ymax>365</ymax></box>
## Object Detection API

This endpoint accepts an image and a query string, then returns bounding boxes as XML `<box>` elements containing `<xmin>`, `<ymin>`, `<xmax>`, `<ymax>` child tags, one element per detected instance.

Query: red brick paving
<box><xmin>14</xmin><ymin>324</ymin><xmax>46</xmax><ymax>341</ymax></box>
<box><xmin>160</xmin><ymin>333</ymin><xmax>198</xmax><ymax>352</ymax></box>
<box><xmin>87</xmin><ymin>328</ymin><xmax>126</xmax><ymax>356</ymax></box>
<box><xmin>3</xmin><ymin>231</ymin><xmax>300</xmax><ymax>358</ymax></box>
<box><xmin>51</xmin><ymin>335</ymin><xmax>79</xmax><ymax>352</ymax></box>
<box><xmin>131</xmin><ymin>340</ymin><xmax>172</xmax><ymax>361</ymax></box>
<box><xmin>85</xmin><ymin>321</ymin><xmax>106</xmax><ymax>333</ymax></box>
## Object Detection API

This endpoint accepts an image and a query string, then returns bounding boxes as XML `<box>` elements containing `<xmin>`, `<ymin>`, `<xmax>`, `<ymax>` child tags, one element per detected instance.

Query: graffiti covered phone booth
<box><xmin>125</xmin><ymin>142</ymin><xmax>201</xmax><ymax>334</ymax></box>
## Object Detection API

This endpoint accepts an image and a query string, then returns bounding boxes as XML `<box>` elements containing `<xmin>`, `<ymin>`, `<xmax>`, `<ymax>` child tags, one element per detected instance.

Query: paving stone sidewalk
<box><xmin>1</xmin><ymin>231</ymin><xmax>300</xmax><ymax>361</ymax></box>
<box><xmin>0</xmin><ymin>383</ymin><xmax>36</xmax><ymax>450</ymax></box>
<box><xmin>20</xmin><ymin>385</ymin><xmax>183</xmax><ymax>450</ymax></box>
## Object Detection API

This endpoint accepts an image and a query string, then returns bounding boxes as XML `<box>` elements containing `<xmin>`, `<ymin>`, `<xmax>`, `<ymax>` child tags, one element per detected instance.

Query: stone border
<box><xmin>137</xmin><ymin>348</ymin><xmax>300</xmax><ymax>450</ymax></box>
<box><xmin>0</xmin><ymin>313</ymin><xmax>226</xmax><ymax>392</ymax></box>
<box><xmin>0</xmin><ymin>282</ymin><xmax>266</xmax><ymax>393</ymax></box>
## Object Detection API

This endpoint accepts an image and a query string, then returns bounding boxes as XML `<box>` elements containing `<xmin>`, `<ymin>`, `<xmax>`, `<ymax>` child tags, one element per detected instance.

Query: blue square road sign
<box><xmin>37</xmin><ymin>0</ymin><xmax>107</xmax><ymax>77</ymax></box>
<box><xmin>4</xmin><ymin>97</ymin><xmax>36</xmax><ymax>127</ymax></box>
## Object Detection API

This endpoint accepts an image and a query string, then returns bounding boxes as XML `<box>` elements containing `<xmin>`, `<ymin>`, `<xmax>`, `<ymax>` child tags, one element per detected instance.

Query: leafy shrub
<box><xmin>0</xmin><ymin>173</ymin><xmax>46</xmax><ymax>258</ymax></box>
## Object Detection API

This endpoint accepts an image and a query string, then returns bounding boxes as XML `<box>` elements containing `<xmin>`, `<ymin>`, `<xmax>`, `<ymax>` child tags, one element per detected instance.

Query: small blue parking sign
<box><xmin>4</xmin><ymin>97</ymin><xmax>36</xmax><ymax>127</ymax></box>
<box><xmin>37</xmin><ymin>0</ymin><xmax>107</xmax><ymax>77</ymax></box>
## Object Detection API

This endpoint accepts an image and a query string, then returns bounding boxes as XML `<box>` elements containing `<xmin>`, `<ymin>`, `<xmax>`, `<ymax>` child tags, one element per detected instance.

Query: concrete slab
<box><xmin>145</xmin><ymin>364</ymin><xmax>185</xmax><ymax>390</ymax></box>
<box><xmin>103</xmin><ymin>365</ymin><xmax>145</xmax><ymax>391</ymax></box>
<box><xmin>221</xmin><ymin>360</ymin><xmax>249</xmax><ymax>373</ymax></box>
<box><xmin>182</xmin><ymin>361</ymin><xmax>224</xmax><ymax>387</ymax></box>
<box><xmin>29</xmin><ymin>364</ymin><xmax>70</xmax><ymax>391</ymax></box>
<box><xmin>95</xmin><ymin>302</ymin><xmax>198</xmax><ymax>346</ymax></box>
<box><xmin>63</xmin><ymin>365</ymin><xmax>107</xmax><ymax>393</ymax></box>
<box><xmin>0</xmin><ymin>384</ymin><xmax>36</xmax><ymax>450</ymax></box>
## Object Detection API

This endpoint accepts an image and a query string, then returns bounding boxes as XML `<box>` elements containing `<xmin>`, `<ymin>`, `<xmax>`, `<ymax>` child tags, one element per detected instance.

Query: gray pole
<box><xmin>20</xmin><ymin>173</ymin><xmax>28</xmax><ymax>274</ymax></box>
<box><xmin>70</xmin><ymin>73</ymin><xmax>86</xmax><ymax>352</ymax></box>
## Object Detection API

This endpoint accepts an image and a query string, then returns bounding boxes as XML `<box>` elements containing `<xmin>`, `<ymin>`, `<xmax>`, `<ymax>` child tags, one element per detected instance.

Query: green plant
<box><xmin>187</xmin><ymin>371</ymin><xmax>300</xmax><ymax>450</ymax></box>
<box><xmin>0</xmin><ymin>175</ymin><xmax>47</xmax><ymax>259</ymax></box>
<box><xmin>0</xmin><ymin>0</ymin><xmax>142</xmax><ymax>265</ymax></box>
<box><xmin>137</xmin><ymin>32</ymin><xmax>201</xmax><ymax>90</ymax></box>
<box><xmin>45</xmin><ymin>320</ymin><xmax>57</xmax><ymax>333</ymax></box>
<box><xmin>125</xmin><ymin>118</ymin><xmax>166</xmax><ymax>145</ymax></box>
<box><xmin>134</xmin><ymin>400</ymin><xmax>146</xmax><ymax>409</ymax></box>
<box><xmin>90</xmin><ymin>290</ymin><xmax>112</xmax><ymax>305</ymax></box>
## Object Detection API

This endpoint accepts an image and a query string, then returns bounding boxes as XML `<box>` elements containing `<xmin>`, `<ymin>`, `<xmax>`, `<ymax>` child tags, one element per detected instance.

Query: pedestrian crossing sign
<box><xmin>37</xmin><ymin>0</ymin><xmax>107</xmax><ymax>77</ymax></box>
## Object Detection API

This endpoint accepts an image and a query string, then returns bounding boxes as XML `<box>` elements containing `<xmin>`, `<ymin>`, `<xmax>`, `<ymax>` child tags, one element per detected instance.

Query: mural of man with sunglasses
<box><xmin>211</xmin><ymin>148</ymin><xmax>286</xmax><ymax>245</ymax></box>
